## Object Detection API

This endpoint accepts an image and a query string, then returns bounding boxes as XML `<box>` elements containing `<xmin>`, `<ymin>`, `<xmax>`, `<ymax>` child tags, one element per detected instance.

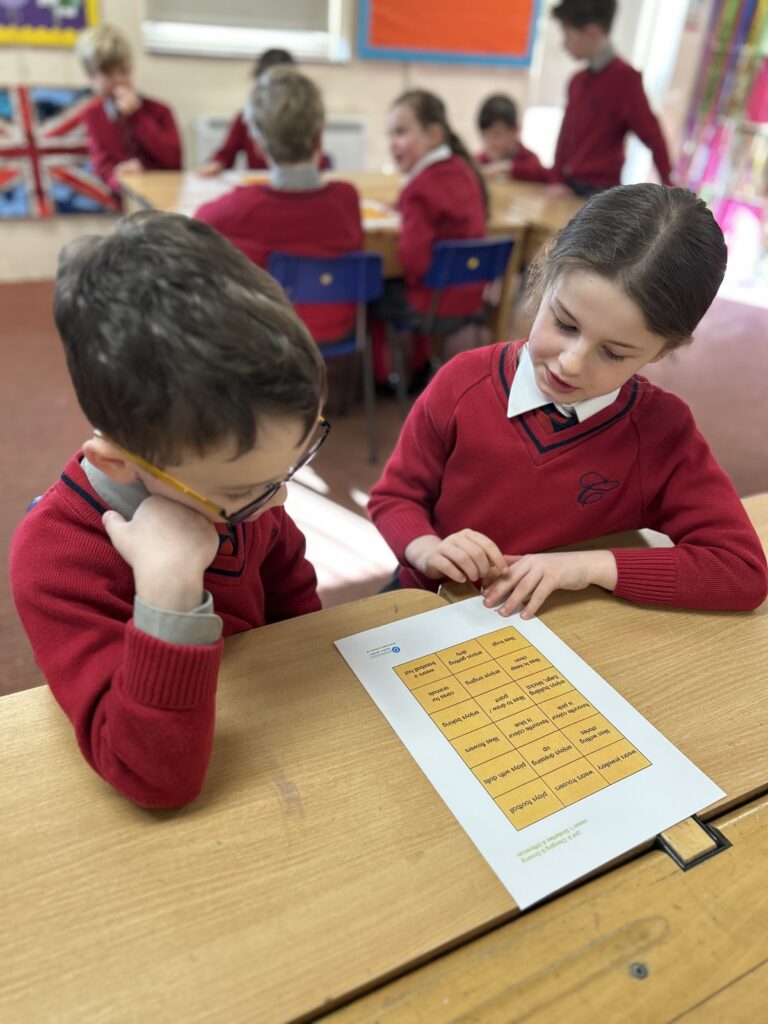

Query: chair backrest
<box><xmin>423</xmin><ymin>236</ymin><xmax>515</xmax><ymax>290</ymax></box>
<box><xmin>267</xmin><ymin>251</ymin><xmax>384</xmax><ymax>305</ymax></box>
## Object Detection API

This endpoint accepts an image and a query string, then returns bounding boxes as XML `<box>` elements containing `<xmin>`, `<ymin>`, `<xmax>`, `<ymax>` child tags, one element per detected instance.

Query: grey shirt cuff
<box><xmin>133</xmin><ymin>591</ymin><xmax>223</xmax><ymax>646</ymax></box>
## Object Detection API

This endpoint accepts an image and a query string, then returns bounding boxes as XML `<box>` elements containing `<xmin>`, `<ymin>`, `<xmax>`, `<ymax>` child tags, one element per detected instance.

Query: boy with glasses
<box><xmin>10</xmin><ymin>212</ymin><xmax>328</xmax><ymax>809</ymax></box>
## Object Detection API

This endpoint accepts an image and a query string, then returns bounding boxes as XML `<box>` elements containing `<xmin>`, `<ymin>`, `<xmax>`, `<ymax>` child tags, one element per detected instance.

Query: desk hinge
<box><xmin>656</xmin><ymin>814</ymin><xmax>732</xmax><ymax>871</ymax></box>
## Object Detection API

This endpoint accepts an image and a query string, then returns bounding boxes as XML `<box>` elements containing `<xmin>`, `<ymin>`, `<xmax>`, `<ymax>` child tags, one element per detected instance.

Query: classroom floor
<box><xmin>2</xmin><ymin>280</ymin><xmax>767</xmax><ymax>698</ymax></box>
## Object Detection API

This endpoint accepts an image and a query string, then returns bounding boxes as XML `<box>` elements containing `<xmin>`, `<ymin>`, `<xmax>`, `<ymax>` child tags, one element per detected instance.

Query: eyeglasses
<box><xmin>94</xmin><ymin>416</ymin><xmax>331</xmax><ymax>532</ymax></box>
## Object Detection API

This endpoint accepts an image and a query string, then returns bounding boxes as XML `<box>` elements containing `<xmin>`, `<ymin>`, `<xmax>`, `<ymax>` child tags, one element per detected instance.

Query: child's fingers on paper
<box><xmin>519</xmin><ymin>578</ymin><xmax>554</xmax><ymax>619</ymax></box>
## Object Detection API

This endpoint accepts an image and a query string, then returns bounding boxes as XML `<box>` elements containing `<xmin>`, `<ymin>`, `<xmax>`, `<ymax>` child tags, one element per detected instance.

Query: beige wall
<box><xmin>0</xmin><ymin>0</ymin><xmax>703</xmax><ymax>282</ymax></box>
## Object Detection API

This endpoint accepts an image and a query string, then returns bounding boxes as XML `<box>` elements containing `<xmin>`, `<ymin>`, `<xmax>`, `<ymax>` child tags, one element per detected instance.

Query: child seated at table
<box><xmin>372</xmin><ymin>89</ymin><xmax>488</xmax><ymax>392</ymax></box>
<box><xmin>10</xmin><ymin>212</ymin><xmax>328</xmax><ymax>808</ymax></box>
<box><xmin>197</xmin><ymin>48</ymin><xmax>331</xmax><ymax>175</ymax></box>
<box><xmin>76</xmin><ymin>24</ymin><xmax>181</xmax><ymax>194</ymax></box>
<box><xmin>368</xmin><ymin>183</ymin><xmax>767</xmax><ymax>615</ymax></box>
<box><xmin>195</xmin><ymin>67</ymin><xmax>362</xmax><ymax>345</ymax></box>
<box><xmin>550</xmin><ymin>0</ymin><xmax>672</xmax><ymax>194</ymax></box>
<box><xmin>476</xmin><ymin>94</ymin><xmax>549</xmax><ymax>183</ymax></box>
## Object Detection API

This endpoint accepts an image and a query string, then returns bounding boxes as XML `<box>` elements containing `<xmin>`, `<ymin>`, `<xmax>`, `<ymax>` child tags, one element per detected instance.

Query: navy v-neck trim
<box><xmin>519</xmin><ymin>378</ymin><xmax>639</xmax><ymax>453</ymax></box>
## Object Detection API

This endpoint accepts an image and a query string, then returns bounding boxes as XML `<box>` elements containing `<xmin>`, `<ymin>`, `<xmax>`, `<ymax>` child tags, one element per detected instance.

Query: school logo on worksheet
<box><xmin>577</xmin><ymin>471</ymin><xmax>620</xmax><ymax>507</ymax></box>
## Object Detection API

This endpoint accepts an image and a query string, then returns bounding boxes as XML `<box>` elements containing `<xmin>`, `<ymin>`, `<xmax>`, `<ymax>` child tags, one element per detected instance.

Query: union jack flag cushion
<box><xmin>0</xmin><ymin>85</ymin><xmax>120</xmax><ymax>218</ymax></box>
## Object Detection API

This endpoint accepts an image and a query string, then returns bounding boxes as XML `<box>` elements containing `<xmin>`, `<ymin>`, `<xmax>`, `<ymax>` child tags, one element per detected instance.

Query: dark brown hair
<box><xmin>54</xmin><ymin>211</ymin><xmax>326</xmax><ymax>466</ymax></box>
<box><xmin>393</xmin><ymin>89</ymin><xmax>488</xmax><ymax>214</ymax></box>
<box><xmin>526</xmin><ymin>183</ymin><xmax>727</xmax><ymax>349</ymax></box>
<box><xmin>253</xmin><ymin>48</ymin><xmax>294</xmax><ymax>79</ymax></box>
<box><xmin>552</xmin><ymin>0</ymin><xmax>616</xmax><ymax>31</ymax></box>
<box><xmin>478</xmin><ymin>94</ymin><xmax>519</xmax><ymax>132</ymax></box>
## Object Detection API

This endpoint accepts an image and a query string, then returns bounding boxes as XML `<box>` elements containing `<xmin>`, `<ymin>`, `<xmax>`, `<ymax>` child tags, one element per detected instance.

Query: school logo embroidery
<box><xmin>578</xmin><ymin>471</ymin><xmax>620</xmax><ymax>506</ymax></box>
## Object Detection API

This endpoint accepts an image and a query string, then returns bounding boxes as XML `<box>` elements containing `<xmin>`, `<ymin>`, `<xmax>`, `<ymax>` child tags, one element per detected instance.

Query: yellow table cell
<box><xmin>518</xmin><ymin>730</ymin><xmax>582</xmax><ymax>774</ymax></box>
<box><xmin>586</xmin><ymin>739</ymin><xmax>651</xmax><ymax>783</ymax></box>
<box><xmin>472</xmin><ymin>750</ymin><xmax>538</xmax><ymax>798</ymax></box>
<box><xmin>450</xmin><ymin>724</ymin><xmax>513</xmax><ymax>767</ymax></box>
<box><xmin>517</xmin><ymin>668</ymin><xmax>574</xmax><ymax>703</ymax></box>
<box><xmin>538</xmin><ymin>690</ymin><xmax>597</xmax><ymax>728</ymax></box>
<box><xmin>542</xmin><ymin>757</ymin><xmax>608</xmax><ymax>806</ymax></box>
<box><xmin>497</xmin><ymin>646</ymin><xmax>552</xmax><ymax>682</ymax></box>
<box><xmin>410</xmin><ymin>676</ymin><xmax>470</xmax><ymax>714</ymax></box>
<box><xmin>430</xmin><ymin>699</ymin><xmax>491</xmax><ymax>740</ymax></box>
<box><xmin>476</xmin><ymin>626</ymin><xmax>530</xmax><ymax>658</ymax></box>
<box><xmin>473</xmin><ymin>682</ymin><xmax>534</xmax><ymax>723</ymax></box>
<box><xmin>455</xmin><ymin>660</ymin><xmax>513</xmax><ymax>697</ymax></box>
<box><xmin>562</xmin><ymin>713</ymin><xmax>624</xmax><ymax>754</ymax></box>
<box><xmin>393</xmin><ymin>654</ymin><xmax>453</xmax><ymax>690</ymax></box>
<box><xmin>436</xmin><ymin>639</ymin><xmax>493</xmax><ymax>673</ymax></box>
<box><xmin>498</xmin><ymin>709</ymin><xmax>558</xmax><ymax>746</ymax></box>
<box><xmin>496</xmin><ymin>779</ymin><xmax>563</xmax><ymax>829</ymax></box>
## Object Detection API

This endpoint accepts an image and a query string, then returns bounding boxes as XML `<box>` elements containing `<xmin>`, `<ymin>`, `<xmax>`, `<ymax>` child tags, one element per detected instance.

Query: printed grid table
<box><xmin>394</xmin><ymin>625</ymin><xmax>651</xmax><ymax>829</ymax></box>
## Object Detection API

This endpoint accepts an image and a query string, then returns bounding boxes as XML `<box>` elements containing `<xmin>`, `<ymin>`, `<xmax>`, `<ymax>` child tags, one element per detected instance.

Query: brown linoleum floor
<box><xmin>2</xmin><ymin>281</ymin><xmax>766</xmax><ymax>697</ymax></box>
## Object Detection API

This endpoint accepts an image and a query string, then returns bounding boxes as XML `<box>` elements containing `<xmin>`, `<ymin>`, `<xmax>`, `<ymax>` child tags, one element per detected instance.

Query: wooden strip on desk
<box><xmin>323</xmin><ymin>794</ymin><xmax>768</xmax><ymax>1023</ymax></box>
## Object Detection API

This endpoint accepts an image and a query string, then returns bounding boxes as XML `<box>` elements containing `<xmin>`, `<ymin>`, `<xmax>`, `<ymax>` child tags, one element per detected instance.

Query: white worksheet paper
<box><xmin>334</xmin><ymin>597</ymin><xmax>723</xmax><ymax>909</ymax></box>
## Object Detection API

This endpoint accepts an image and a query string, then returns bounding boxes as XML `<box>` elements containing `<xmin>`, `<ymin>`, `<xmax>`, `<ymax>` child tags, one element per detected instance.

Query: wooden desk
<box><xmin>117</xmin><ymin>170</ymin><xmax>584</xmax><ymax>341</ymax></box>
<box><xmin>3</xmin><ymin>498</ymin><xmax>765</xmax><ymax>1022</ymax></box>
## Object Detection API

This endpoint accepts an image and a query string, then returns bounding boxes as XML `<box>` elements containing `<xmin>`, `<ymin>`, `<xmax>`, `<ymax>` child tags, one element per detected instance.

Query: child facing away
<box><xmin>368</xmin><ymin>183</ymin><xmax>768</xmax><ymax>617</ymax></box>
<box><xmin>76</xmin><ymin>24</ymin><xmax>181</xmax><ymax>194</ymax></box>
<box><xmin>476</xmin><ymin>94</ymin><xmax>550</xmax><ymax>183</ymax></box>
<box><xmin>372</xmin><ymin>89</ymin><xmax>488</xmax><ymax>390</ymax></box>
<box><xmin>10</xmin><ymin>213</ymin><xmax>328</xmax><ymax>808</ymax></box>
<box><xmin>195</xmin><ymin>66</ymin><xmax>363</xmax><ymax>345</ymax></box>
<box><xmin>197</xmin><ymin>48</ymin><xmax>331</xmax><ymax>175</ymax></box>
<box><xmin>550</xmin><ymin>0</ymin><xmax>672</xmax><ymax>195</ymax></box>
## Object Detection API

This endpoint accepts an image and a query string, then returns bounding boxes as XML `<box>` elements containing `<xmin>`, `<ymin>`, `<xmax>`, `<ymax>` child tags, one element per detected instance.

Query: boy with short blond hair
<box><xmin>10</xmin><ymin>212</ymin><xmax>328</xmax><ymax>808</ymax></box>
<box><xmin>76</xmin><ymin>24</ymin><xmax>181</xmax><ymax>193</ymax></box>
<box><xmin>195</xmin><ymin>66</ymin><xmax>362</xmax><ymax>345</ymax></box>
<box><xmin>551</xmin><ymin>0</ymin><xmax>672</xmax><ymax>194</ymax></box>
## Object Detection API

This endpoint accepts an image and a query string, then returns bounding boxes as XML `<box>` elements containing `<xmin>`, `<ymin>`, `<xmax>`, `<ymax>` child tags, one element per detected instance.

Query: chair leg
<box><xmin>387</xmin><ymin>325</ymin><xmax>409</xmax><ymax>413</ymax></box>
<box><xmin>362</xmin><ymin>334</ymin><xmax>377</xmax><ymax>463</ymax></box>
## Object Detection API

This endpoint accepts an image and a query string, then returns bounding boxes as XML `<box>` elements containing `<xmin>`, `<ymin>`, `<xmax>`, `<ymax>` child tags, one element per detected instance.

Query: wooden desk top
<box><xmin>2</xmin><ymin>497</ymin><xmax>766</xmax><ymax>1022</ymax></box>
<box><xmin>116</xmin><ymin>168</ymin><xmax>581</xmax><ymax>235</ymax></box>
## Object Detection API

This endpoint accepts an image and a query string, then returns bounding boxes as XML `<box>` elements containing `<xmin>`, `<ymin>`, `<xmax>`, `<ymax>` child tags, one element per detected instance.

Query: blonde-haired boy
<box><xmin>76</xmin><ymin>24</ymin><xmax>181</xmax><ymax>193</ymax></box>
<box><xmin>195</xmin><ymin>67</ymin><xmax>362</xmax><ymax>345</ymax></box>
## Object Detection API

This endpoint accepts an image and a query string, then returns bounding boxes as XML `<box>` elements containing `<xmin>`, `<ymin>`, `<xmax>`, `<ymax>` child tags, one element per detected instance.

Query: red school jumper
<box><xmin>195</xmin><ymin>181</ymin><xmax>363</xmax><ymax>343</ymax></box>
<box><xmin>398</xmin><ymin>153</ymin><xmax>487</xmax><ymax>318</ymax></box>
<box><xmin>209</xmin><ymin>112</ymin><xmax>331</xmax><ymax>170</ymax></box>
<box><xmin>368</xmin><ymin>341</ymin><xmax>767</xmax><ymax>610</ymax></box>
<box><xmin>9</xmin><ymin>454</ymin><xmax>321</xmax><ymax>808</ymax></box>
<box><xmin>83</xmin><ymin>96</ymin><xmax>181</xmax><ymax>193</ymax></box>
<box><xmin>552</xmin><ymin>56</ymin><xmax>672</xmax><ymax>189</ymax></box>
<box><xmin>477</xmin><ymin>144</ymin><xmax>550</xmax><ymax>184</ymax></box>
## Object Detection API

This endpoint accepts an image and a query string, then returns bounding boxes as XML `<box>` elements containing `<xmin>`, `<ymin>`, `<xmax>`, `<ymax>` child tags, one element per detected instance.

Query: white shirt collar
<box><xmin>403</xmin><ymin>143</ymin><xmax>452</xmax><ymax>185</ymax></box>
<box><xmin>507</xmin><ymin>344</ymin><xmax>620</xmax><ymax>423</ymax></box>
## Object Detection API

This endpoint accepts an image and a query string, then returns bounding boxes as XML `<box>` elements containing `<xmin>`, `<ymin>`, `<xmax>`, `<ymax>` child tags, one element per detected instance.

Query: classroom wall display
<box><xmin>357</xmin><ymin>0</ymin><xmax>540</xmax><ymax>66</ymax></box>
<box><xmin>0</xmin><ymin>86</ymin><xmax>119</xmax><ymax>217</ymax></box>
<box><xmin>0</xmin><ymin>0</ymin><xmax>99</xmax><ymax>47</ymax></box>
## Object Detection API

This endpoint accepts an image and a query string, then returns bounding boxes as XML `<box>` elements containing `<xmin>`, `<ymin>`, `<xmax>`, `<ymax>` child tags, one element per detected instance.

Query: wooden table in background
<box><xmin>117</xmin><ymin>170</ymin><xmax>585</xmax><ymax>342</ymax></box>
<box><xmin>2</xmin><ymin>496</ymin><xmax>766</xmax><ymax>1022</ymax></box>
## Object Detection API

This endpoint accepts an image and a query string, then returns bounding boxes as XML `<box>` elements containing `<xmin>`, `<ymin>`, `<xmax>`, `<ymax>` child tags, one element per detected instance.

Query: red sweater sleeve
<box><xmin>210</xmin><ymin>113</ymin><xmax>247</xmax><ymax>168</ymax></box>
<box><xmin>368</xmin><ymin>366</ymin><xmax>461</xmax><ymax>561</ymax></box>
<box><xmin>261</xmin><ymin>508</ymin><xmax>321</xmax><ymax>622</ymax></box>
<box><xmin>9</xmin><ymin>513</ymin><xmax>221</xmax><ymax>808</ymax></box>
<box><xmin>127</xmin><ymin>101</ymin><xmax>182</xmax><ymax>171</ymax></box>
<box><xmin>611</xmin><ymin>398</ymin><xmax>767</xmax><ymax>610</ymax></box>
<box><xmin>621</xmin><ymin>70</ymin><xmax>672</xmax><ymax>185</ymax></box>
<box><xmin>397</xmin><ymin>185</ymin><xmax>437</xmax><ymax>284</ymax></box>
<box><xmin>512</xmin><ymin>146</ymin><xmax>550</xmax><ymax>183</ymax></box>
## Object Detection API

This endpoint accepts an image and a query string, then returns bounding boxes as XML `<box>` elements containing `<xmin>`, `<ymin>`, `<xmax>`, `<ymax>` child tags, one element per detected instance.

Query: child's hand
<box><xmin>197</xmin><ymin>160</ymin><xmax>224</xmax><ymax>177</ymax></box>
<box><xmin>482</xmin><ymin>550</ymin><xmax>618</xmax><ymax>619</ymax></box>
<box><xmin>103</xmin><ymin>495</ymin><xmax>220</xmax><ymax>612</ymax></box>
<box><xmin>546</xmin><ymin>182</ymin><xmax>574</xmax><ymax>198</ymax></box>
<box><xmin>114</xmin><ymin>158</ymin><xmax>143</xmax><ymax>175</ymax></box>
<box><xmin>405</xmin><ymin>530</ymin><xmax>508</xmax><ymax>584</ymax></box>
<box><xmin>480</xmin><ymin>159</ymin><xmax>513</xmax><ymax>180</ymax></box>
<box><xmin>113</xmin><ymin>84</ymin><xmax>141</xmax><ymax>117</ymax></box>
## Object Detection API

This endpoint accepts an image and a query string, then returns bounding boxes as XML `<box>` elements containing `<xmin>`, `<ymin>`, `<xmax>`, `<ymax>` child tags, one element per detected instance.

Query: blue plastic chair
<box><xmin>267</xmin><ymin>251</ymin><xmax>384</xmax><ymax>462</ymax></box>
<box><xmin>389</xmin><ymin>235</ymin><xmax>516</xmax><ymax>404</ymax></box>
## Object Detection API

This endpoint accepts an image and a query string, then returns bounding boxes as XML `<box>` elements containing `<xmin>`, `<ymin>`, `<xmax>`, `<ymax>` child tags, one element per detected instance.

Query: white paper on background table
<box><xmin>334</xmin><ymin>597</ymin><xmax>724</xmax><ymax>909</ymax></box>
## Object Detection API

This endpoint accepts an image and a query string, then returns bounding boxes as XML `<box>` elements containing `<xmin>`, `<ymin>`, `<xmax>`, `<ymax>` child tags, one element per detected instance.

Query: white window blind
<box><xmin>142</xmin><ymin>0</ymin><xmax>348</xmax><ymax>61</ymax></box>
